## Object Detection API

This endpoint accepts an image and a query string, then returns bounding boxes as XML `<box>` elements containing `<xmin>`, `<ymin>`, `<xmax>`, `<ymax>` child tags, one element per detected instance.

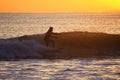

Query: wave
<box><xmin>0</xmin><ymin>32</ymin><xmax>120</xmax><ymax>60</ymax></box>
<box><xmin>0</xmin><ymin>34</ymin><xmax>60</xmax><ymax>60</ymax></box>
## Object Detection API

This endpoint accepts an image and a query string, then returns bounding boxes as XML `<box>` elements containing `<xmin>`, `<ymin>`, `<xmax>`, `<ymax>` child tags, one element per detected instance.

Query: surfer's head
<box><xmin>49</xmin><ymin>27</ymin><xmax>53</xmax><ymax>31</ymax></box>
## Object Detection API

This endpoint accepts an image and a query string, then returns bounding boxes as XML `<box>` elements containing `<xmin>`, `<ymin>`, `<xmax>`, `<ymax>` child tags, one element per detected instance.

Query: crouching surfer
<box><xmin>44</xmin><ymin>27</ymin><xmax>60</xmax><ymax>48</ymax></box>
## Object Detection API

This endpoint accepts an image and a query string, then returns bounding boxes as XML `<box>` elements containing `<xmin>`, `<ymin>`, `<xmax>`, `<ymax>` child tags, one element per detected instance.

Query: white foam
<box><xmin>0</xmin><ymin>39</ymin><xmax>56</xmax><ymax>59</ymax></box>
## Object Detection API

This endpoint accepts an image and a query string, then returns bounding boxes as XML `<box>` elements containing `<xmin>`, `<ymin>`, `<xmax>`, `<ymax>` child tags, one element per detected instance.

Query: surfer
<box><xmin>44</xmin><ymin>27</ymin><xmax>59</xmax><ymax>48</ymax></box>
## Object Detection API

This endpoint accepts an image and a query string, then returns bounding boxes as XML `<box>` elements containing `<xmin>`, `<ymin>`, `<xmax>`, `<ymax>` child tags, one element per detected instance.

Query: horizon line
<box><xmin>0</xmin><ymin>12</ymin><xmax>120</xmax><ymax>14</ymax></box>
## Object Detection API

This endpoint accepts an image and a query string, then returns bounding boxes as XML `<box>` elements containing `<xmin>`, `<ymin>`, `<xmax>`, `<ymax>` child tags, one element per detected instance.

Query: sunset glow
<box><xmin>0</xmin><ymin>0</ymin><xmax>120</xmax><ymax>13</ymax></box>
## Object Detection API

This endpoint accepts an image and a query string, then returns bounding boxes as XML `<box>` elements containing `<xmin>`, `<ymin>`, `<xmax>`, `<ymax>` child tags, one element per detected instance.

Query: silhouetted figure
<box><xmin>44</xmin><ymin>27</ymin><xmax>59</xmax><ymax>48</ymax></box>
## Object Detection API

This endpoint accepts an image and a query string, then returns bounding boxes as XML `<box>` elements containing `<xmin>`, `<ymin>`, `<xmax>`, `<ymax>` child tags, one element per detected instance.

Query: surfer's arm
<box><xmin>52</xmin><ymin>32</ymin><xmax>61</xmax><ymax>35</ymax></box>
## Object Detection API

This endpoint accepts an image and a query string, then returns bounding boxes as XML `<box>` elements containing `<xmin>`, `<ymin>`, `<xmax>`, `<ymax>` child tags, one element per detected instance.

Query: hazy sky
<box><xmin>0</xmin><ymin>0</ymin><xmax>120</xmax><ymax>13</ymax></box>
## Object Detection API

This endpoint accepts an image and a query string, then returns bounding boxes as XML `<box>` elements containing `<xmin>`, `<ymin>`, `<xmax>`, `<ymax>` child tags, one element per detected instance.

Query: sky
<box><xmin>0</xmin><ymin>0</ymin><xmax>120</xmax><ymax>13</ymax></box>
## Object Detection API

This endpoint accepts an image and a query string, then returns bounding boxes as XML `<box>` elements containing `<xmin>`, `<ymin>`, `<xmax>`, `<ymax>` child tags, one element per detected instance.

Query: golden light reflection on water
<box><xmin>0</xmin><ymin>13</ymin><xmax>120</xmax><ymax>39</ymax></box>
<box><xmin>0</xmin><ymin>59</ymin><xmax>120</xmax><ymax>80</ymax></box>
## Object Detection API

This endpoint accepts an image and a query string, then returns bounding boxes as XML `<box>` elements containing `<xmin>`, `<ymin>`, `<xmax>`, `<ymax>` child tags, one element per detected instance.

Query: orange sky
<box><xmin>0</xmin><ymin>0</ymin><xmax>120</xmax><ymax>13</ymax></box>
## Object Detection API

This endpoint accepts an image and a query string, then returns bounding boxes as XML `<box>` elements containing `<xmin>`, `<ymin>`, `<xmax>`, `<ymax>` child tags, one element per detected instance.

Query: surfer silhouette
<box><xmin>44</xmin><ymin>27</ymin><xmax>59</xmax><ymax>48</ymax></box>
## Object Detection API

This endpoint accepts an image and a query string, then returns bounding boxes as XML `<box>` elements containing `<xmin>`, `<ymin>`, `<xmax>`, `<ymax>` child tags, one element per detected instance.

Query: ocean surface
<box><xmin>0</xmin><ymin>59</ymin><xmax>120</xmax><ymax>80</ymax></box>
<box><xmin>0</xmin><ymin>13</ymin><xmax>120</xmax><ymax>80</ymax></box>
<box><xmin>0</xmin><ymin>13</ymin><xmax>120</xmax><ymax>38</ymax></box>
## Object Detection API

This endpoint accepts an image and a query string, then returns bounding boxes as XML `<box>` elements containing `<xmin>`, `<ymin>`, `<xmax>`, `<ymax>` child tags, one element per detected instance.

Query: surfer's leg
<box><xmin>46</xmin><ymin>41</ymin><xmax>49</xmax><ymax>47</ymax></box>
<box><xmin>50</xmin><ymin>39</ymin><xmax>55</xmax><ymax>48</ymax></box>
<box><xmin>45</xmin><ymin>40</ymin><xmax>49</xmax><ymax>47</ymax></box>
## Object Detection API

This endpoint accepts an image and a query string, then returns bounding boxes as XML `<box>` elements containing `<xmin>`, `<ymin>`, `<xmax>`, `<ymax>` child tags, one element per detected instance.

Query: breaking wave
<box><xmin>0</xmin><ymin>32</ymin><xmax>120</xmax><ymax>60</ymax></box>
<box><xmin>0</xmin><ymin>34</ymin><xmax>60</xmax><ymax>60</ymax></box>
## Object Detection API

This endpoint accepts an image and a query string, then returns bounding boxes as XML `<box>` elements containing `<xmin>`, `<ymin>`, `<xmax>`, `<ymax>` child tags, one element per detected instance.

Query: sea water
<box><xmin>0</xmin><ymin>13</ymin><xmax>120</xmax><ymax>80</ymax></box>
<box><xmin>0</xmin><ymin>13</ymin><xmax>120</xmax><ymax>38</ymax></box>
<box><xmin>0</xmin><ymin>59</ymin><xmax>120</xmax><ymax>80</ymax></box>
